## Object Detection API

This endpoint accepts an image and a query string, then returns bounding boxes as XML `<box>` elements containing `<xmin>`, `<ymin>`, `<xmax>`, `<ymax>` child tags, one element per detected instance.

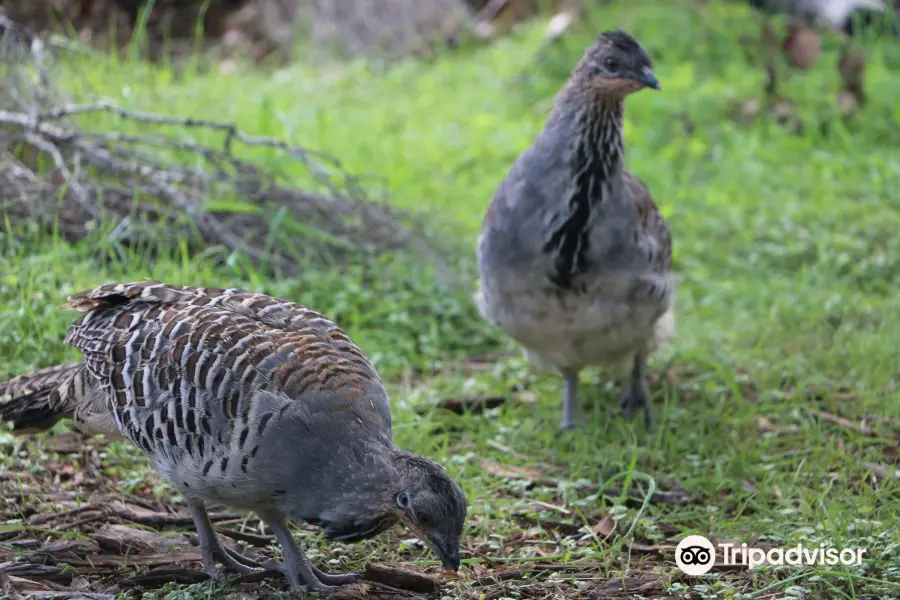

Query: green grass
<box><xmin>3</xmin><ymin>0</ymin><xmax>900</xmax><ymax>598</ymax></box>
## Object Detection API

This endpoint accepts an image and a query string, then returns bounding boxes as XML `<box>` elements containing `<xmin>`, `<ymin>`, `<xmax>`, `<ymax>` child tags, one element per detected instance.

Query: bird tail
<box><xmin>0</xmin><ymin>362</ymin><xmax>86</xmax><ymax>434</ymax></box>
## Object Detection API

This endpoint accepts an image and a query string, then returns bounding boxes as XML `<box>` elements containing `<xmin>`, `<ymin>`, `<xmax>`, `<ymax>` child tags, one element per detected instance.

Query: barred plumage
<box><xmin>475</xmin><ymin>30</ymin><xmax>675</xmax><ymax>430</ymax></box>
<box><xmin>0</xmin><ymin>361</ymin><xmax>118</xmax><ymax>438</ymax></box>
<box><xmin>0</xmin><ymin>280</ymin><xmax>467</xmax><ymax>591</ymax></box>
<box><xmin>61</xmin><ymin>282</ymin><xmax>385</xmax><ymax>479</ymax></box>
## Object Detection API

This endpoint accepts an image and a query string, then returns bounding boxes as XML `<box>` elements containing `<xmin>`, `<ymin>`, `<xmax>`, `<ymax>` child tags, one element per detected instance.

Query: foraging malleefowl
<box><xmin>475</xmin><ymin>30</ymin><xmax>675</xmax><ymax>431</ymax></box>
<box><xmin>0</xmin><ymin>281</ymin><xmax>467</xmax><ymax>592</ymax></box>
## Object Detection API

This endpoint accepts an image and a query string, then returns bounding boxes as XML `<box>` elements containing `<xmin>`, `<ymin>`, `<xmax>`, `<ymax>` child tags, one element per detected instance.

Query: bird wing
<box><xmin>61</xmin><ymin>281</ymin><xmax>391</xmax><ymax>458</ymax></box>
<box><xmin>623</xmin><ymin>170</ymin><xmax>672</xmax><ymax>273</ymax></box>
<box><xmin>0</xmin><ymin>362</ymin><xmax>82</xmax><ymax>401</ymax></box>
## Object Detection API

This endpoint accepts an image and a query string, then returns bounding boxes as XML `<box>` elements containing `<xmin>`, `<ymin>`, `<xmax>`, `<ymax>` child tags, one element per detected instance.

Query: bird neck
<box><xmin>541</xmin><ymin>88</ymin><xmax>626</xmax><ymax>289</ymax></box>
<box><xmin>304</xmin><ymin>444</ymin><xmax>402</xmax><ymax>543</ymax></box>
<box><xmin>567</xmin><ymin>91</ymin><xmax>626</xmax><ymax>183</ymax></box>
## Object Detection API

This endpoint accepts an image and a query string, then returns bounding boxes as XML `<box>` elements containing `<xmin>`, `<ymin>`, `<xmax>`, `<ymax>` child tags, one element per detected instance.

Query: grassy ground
<box><xmin>3</xmin><ymin>1</ymin><xmax>900</xmax><ymax>598</ymax></box>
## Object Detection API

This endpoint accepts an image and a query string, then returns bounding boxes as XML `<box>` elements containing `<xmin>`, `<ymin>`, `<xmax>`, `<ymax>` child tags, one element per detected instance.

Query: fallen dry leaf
<box><xmin>479</xmin><ymin>458</ymin><xmax>543</xmax><ymax>480</ymax></box>
<box><xmin>783</xmin><ymin>20</ymin><xmax>821</xmax><ymax>70</ymax></box>
<box><xmin>468</xmin><ymin>563</ymin><xmax>489</xmax><ymax>579</ymax></box>
<box><xmin>591</xmin><ymin>515</ymin><xmax>615</xmax><ymax>538</ymax></box>
<box><xmin>837</xmin><ymin>90</ymin><xmax>858</xmax><ymax>116</ymax></box>
<box><xmin>740</xmin><ymin>479</ymin><xmax>760</xmax><ymax>494</ymax></box>
<box><xmin>771</xmin><ymin>99</ymin><xmax>795</xmax><ymax>122</ymax></box>
<box><xmin>755</xmin><ymin>415</ymin><xmax>775</xmax><ymax>432</ymax></box>
<box><xmin>741</xmin><ymin>99</ymin><xmax>761</xmax><ymax>121</ymax></box>
<box><xmin>512</xmin><ymin>390</ymin><xmax>538</xmax><ymax>403</ymax></box>
<box><xmin>437</xmin><ymin>395</ymin><xmax>506</xmax><ymax>415</ymax></box>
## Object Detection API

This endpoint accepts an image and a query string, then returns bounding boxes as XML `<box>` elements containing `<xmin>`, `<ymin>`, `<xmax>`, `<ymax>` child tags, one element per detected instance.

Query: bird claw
<box><xmin>619</xmin><ymin>383</ymin><xmax>653</xmax><ymax>429</ymax></box>
<box><xmin>314</xmin><ymin>570</ymin><xmax>361</xmax><ymax>586</ymax></box>
<box><xmin>260</xmin><ymin>558</ymin><xmax>287</xmax><ymax>574</ymax></box>
<box><xmin>259</xmin><ymin>559</ymin><xmax>342</xmax><ymax>593</ymax></box>
<box><xmin>214</xmin><ymin>545</ymin><xmax>265</xmax><ymax>575</ymax></box>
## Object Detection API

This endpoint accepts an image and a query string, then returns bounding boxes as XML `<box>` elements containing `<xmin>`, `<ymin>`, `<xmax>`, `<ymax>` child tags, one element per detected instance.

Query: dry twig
<box><xmin>0</xmin><ymin>19</ymin><xmax>461</xmax><ymax>277</ymax></box>
<box><xmin>816</xmin><ymin>410</ymin><xmax>880</xmax><ymax>437</ymax></box>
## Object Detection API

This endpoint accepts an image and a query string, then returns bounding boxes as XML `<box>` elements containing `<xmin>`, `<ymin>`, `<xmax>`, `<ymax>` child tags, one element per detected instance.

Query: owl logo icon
<box><xmin>675</xmin><ymin>535</ymin><xmax>716</xmax><ymax>576</ymax></box>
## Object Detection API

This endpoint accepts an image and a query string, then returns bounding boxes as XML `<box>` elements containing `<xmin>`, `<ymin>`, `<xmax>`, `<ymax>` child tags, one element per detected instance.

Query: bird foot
<box><xmin>312</xmin><ymin>567</ymin><xmax>360</xmax><ymax>586</ymax></box>
<box><xmin>260</xmin><ymin>558</ymin><xmax>342</xmax><ymax>594</ymax></box>
<box><xmin>619</xmin><ymin>383</ymin><xmax>653</xmax><ymax>429</ymax></box>
<box><xmin>213</xmin><ymin>545</ymin><xmax>264</xmax><ymax>575</ymax></box>
<box><xmin>218</xmin><ymin>544</ymin><xmax>265</xmax><ymax>574</ymax></box>
<box><xmin>557</xmin><ymin>420</ymin><xmax>585</xmax><ymax>434</ymax></box>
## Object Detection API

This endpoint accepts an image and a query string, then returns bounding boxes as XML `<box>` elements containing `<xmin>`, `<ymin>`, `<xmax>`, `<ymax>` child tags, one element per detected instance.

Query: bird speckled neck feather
<box><xmin>543</xmin><ymin>87</ymin><xmax>626</xmax><ymax>290</ymax></box>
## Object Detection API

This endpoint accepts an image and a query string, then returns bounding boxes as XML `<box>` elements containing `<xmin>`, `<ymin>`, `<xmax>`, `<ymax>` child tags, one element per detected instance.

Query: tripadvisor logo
<box><xmin>675</xmin><ymin>535</ymin><xmax>716</xmax><ymax>576</ymax></box>
<box><xmin>675</xmin><ymin>535</ymin><xmax>867</xmax><ymax>576</ymax></box>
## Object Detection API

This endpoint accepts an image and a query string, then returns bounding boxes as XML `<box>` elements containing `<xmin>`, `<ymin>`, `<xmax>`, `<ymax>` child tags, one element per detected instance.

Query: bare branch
<box><xmin>0</xmin><ymin>20</ymin><xmax>464</xmax><ymax>281</ymax></box>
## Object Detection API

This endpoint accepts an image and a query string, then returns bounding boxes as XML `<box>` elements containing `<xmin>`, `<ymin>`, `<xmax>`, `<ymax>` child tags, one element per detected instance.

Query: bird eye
<box><xmin>604</xmin><ymin>56</ymin><xmax>618</xmax><ymax>71</ymax></box>
<box><xmin>396</xmin><ymin>491</ymin><xmax>411</xmax><ymax>509</ymax></box>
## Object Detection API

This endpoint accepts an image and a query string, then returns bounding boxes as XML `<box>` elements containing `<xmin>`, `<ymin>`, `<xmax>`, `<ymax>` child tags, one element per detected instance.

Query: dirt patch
<box><xmin>0</xmin><ymin>430</ymin><xmax>687</xmax><ymax>599</ymax></box>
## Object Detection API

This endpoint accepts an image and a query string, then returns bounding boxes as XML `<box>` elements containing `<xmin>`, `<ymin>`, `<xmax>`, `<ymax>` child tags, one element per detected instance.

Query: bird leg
<box><xmin>619</xmin><ymin>351</ymin><xmax>652</xmax><ymax>428</ymax></box>
<box><xmin>560</xmin><ymin>373</ymin><xmax>581</xmax><ymax>431</ymax></box>
<box><xmin>186</xmin><ymin>498</ymin><xmax>262</xmax><ymax>577</ymax></box>
<box><xmin>219</xmin><ymin>542</ymin><xmax>359</xmax><ymax>586</ymax></box>
<box><xmin>257</xmin><ymin>512</ymin><xmax>346</xmax><ymax>593</ymax></box>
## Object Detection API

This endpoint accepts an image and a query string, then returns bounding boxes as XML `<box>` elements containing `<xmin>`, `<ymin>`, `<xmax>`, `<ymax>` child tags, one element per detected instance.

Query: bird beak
<box><xmin>431</xmin><ymin>535</ymin><xmax>461</xmax><ymax>571</ymax></box>
<box><xmin>637</xmin><ymin>66</ymin><xmax>661</xmax><ymax>90</ymax></box>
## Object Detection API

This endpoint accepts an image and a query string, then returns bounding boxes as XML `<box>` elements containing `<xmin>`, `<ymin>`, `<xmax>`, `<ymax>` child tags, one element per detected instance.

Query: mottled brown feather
<box><xmin>57</xmin><ymin>281</ymin><xmax>384</xmax><ymax>462</ymax></box>
<box><xmin>3</xmin><ymin>281</ymin><xmax>387</xmax><ymax>455</ymax></box>
<box><xmin>623</xmin><ymin>170</ymin><xmax>672</xmax><ymax>273</ymax></box>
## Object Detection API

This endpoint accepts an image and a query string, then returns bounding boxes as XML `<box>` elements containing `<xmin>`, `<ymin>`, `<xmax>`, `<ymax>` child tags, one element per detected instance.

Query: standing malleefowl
<box><xmin>475</xmin><ymin>30</ymin><xmax>675</xmax><ymax>431</ymax></box>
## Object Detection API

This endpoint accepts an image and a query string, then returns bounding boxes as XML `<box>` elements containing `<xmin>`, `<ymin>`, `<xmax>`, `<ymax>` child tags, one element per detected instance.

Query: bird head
<box><xmin>575</xmin><ymin>30</ymin><xmax>660</xmax><ymax>96</ymax></box>
<box><xmin>393</xmin><ymin>454</ymin><xmax>468</xmax><ymax>571</ymax></box>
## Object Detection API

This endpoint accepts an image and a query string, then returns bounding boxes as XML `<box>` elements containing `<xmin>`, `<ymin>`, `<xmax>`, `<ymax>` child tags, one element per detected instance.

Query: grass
<box><xmin>3</xmin><ymin>0</ymin><xmax>900</xmax><ymax>598</ymax></box>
